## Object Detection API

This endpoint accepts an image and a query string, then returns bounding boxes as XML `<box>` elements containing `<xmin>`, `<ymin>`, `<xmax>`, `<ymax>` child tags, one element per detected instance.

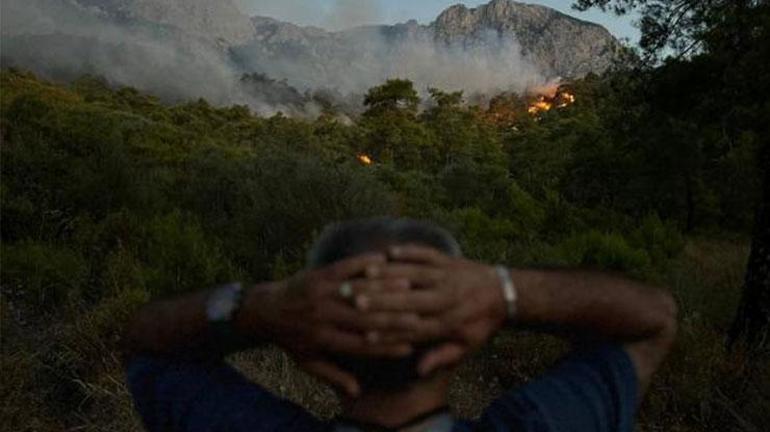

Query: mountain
<box><xmin>431</xmin><ymin>0</ymin><xmax>619</xmax><ymax>78</ymax></box>
<box><xmin>234</xmin><ymin>0</ymin><xmax>619</xmax><ymax>85</ymax></box>
<box><xmin>1</xmin><ymin>0</ymin><xmax>622</xmax><ymax>113</ymax></box>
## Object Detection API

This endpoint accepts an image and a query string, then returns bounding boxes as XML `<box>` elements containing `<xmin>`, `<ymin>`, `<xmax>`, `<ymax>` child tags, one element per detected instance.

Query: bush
<box><xmin>434</xmin><ymin>207</ymin><xmax>521</xmax><ymax>262</ymax></box>
<box><xmin>556</xmin><ymin>230</ymin><xmax>652</xmax><ymax>275</ymax></box>
<box><xmin>140</xmin><ymin>211</ymin><xmax>235</xmax><ymax>295</ymax></box>
<box><xmin>1</xmin><ymin>242</ymin><xmax>89</xmax><ymax>312</ymax></box>
<box><xmin>630</xmin><ymin>213</ymin><xmax>685</xmax><ymax>265</ymax></box>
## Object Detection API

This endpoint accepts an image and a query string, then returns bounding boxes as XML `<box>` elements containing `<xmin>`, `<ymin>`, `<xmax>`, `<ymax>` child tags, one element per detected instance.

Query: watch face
<box><xmin>206</xmin><ymin>283</ymin><xmax>242</xmax><ymax>322</ymax></box>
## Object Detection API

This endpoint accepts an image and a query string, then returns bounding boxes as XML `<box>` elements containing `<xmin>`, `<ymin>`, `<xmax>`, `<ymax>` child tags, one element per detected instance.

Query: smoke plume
<box><xmin>1</xmin><ymin>0</ymin><xmax>548</xmax><ymax>116</ymax></box>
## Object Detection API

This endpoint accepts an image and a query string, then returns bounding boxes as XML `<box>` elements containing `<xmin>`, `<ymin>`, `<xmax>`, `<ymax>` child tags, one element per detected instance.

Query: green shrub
<box><xmin>540</xmin><ymin>190</ymin><xmax>584</xmax><ymax>241</ymax></box>
<box><xmin>140</xmin><ymin>211</ymin><xmax>235</xmax><ymax>295</ymax></box>
<box><xmin>439</xmin><ymin>158</ymin><xmax>509</xmax><ymax>213</ymax></box>
<box><xmin>502</xmin><ymin>182</ymin><xmax>546</xmax><ymax>237</ymax></box>
<box><xmin>556</xmin><ymin>230</ymin><xmax>652</xmax><ymax>274</ymax></box>
<box><xmin>183</xmin><ymin>149</ymin><xmax>399</xmax><ymax>279</ymax></box>
<box><xmin>630</xmin><ymin>213</ymin><xmax>685</xmax><ymax>265</ymax></box>
<box><xmin>434</xmin><ymin>207</ymin><xmax>521</xmax><ymax>262</ymax></box>
<box><xmin>375</xmin><ymin>167</ymin><xmax>445</xmax><ymax>217</ymax></box>
<box><xmin>1</xmin><ymin>242</ymin><xmax>89</xmax><ymax>311</ymax></box>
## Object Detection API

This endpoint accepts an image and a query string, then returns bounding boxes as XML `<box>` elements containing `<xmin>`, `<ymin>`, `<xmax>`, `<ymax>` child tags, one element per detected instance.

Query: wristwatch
<box><xmin>206</xmin><ymin>282</ymin><xmax>243</xmax><ymax>322</ymax></box>
<box><xmin>205</xmin><ymin>282</ymin><xmax>247</xmax><ymax>352</ymax></box>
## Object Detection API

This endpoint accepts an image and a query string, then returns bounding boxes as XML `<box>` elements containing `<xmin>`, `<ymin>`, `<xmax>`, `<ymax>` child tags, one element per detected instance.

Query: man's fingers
<box><xmin>359</xmin><ymin>311</ymin><xmax>422</xmax><ymax>331</ymax></box>
<box><xmin>389</xmin><ymin>244</ymin><xmax>451</xmax><ymax>265</ymax></box>
<box><xmin>357</xmin><ymin>289</ymin><xmax>452</xmax><ymax>314</ymax></box>
<box><xmin>326</xmin><ymin>253</ymin><xmax>387</xmax><ymax>281</ymax></box>
<box><xmin>364</xmin><ymin>263</ymin><xmax>445</xmax><ymax>287</ymax></box>
<box><xmin>417</xmin><ymin>342</ymin><xmax>467</xmax><ymax>376</ymax></box>
<box><xmin>318</xmin><ymin>326</ymin><xmax>412</xmax><ymax>358</ymax></box>
<box><xmin>348</xmin><ymin>277</ymin><xmax>411</xmax><ymax>295</ymax></box>
<box><xmin>319</xmin><ymin>302</ymin><xmax>421</xmax><ymax>332</ymax></box>
<box><xmin>301</xmin><ymin>360</ymin><xmax>360</xmax><ymax>398</ymax></box>
<box><xmin>321</xmin><ymin>303</ymin><xmax>449</xmax><ymax>344</ymax></box>
<box><xmin>373</xmin><ymin>318</ymin><xmax>450</xmax><ymax>343</ymax></box>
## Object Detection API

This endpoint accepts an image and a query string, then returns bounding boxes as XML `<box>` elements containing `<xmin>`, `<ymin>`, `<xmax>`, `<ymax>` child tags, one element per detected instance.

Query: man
<box><xmin>125</xmin><ymin>217</ymin><xmax>677</xmax><ymax>431</ymax></box>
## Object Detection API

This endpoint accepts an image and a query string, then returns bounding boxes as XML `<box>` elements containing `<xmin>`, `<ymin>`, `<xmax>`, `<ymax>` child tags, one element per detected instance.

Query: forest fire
<box><xmin>558</xmin><ymin>91</ymin><xmax>576</xmax><ymax>107</ymax></box>
<box><xmin>485</xmin><ymin>88</ymin><xmax>577</xmax><ymax>127</ymax></box>
<box><xmin>528</xmin><ymin>98</ymin><xmax>553</xmax><ymax>114</ymax></box>
<box><xmin>357</xmin><ymin>154</ymin><xmax>373</xmax><ymax>165</ymax></box>
<box><xmin>527</xmin><ymin>90</ymin><xmax>576</xmax><ymax>115</ymax></box>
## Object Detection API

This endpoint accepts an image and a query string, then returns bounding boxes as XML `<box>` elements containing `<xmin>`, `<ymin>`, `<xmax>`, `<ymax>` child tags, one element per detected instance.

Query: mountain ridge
<box><xmin>238</xmin><ymin>0</ymin><xmax>620</xmax><ymax>80</ymax></box>
<box><xmin>1</xmin><ymin>0</ymin><xmax>622</xmax><ymax>113</ymax></box>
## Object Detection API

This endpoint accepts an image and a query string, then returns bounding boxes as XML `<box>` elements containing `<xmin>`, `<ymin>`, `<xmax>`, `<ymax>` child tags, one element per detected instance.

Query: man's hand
<box><xmin>238</xmin><ymin>253</ymin><xmax>424</xmax><ymax>397</ymax></box>
<box><xmin>356</xmin><ymin>245</ymin><xmax>509</xmax><ymax>376</ymax></box>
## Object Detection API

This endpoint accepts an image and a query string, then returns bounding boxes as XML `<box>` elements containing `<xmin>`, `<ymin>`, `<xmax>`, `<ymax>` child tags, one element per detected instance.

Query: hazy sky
<box><xmin>235</xmin><ymin>0</ymin><xmax>640</xmax><ymax>43</ymax></box>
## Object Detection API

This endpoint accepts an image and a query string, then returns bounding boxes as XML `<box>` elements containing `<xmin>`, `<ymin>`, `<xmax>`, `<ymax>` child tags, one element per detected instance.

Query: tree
<box><xmin>574</xmin><ymin>0</ymin><xmax>738</xmax><ymax>60</ymax></box>
<box><xmin>574</xmin><ymin>0</ymin><xmax>770</xmax><ymax>352</ymax></box>
<box><xmin>363</xmin><ymin>78</ymin><xmax>420</xmax><ymax>117</ymax></box>
<box><xmin>728</xmin><ymin>163</ymin><xmax>770</xmax><ymax>353</ymax></box>
<box><xmin>359</xmin><ymin>79</ymin><xmax>432</xmax><ymax>168</ymax></box>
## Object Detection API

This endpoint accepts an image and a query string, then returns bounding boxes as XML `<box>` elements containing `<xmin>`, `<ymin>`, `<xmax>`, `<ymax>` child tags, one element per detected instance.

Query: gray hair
<box><xmin>307</xmin><ymin>217</ymin><xmax>462</xmax><ymax>268</ymax></box>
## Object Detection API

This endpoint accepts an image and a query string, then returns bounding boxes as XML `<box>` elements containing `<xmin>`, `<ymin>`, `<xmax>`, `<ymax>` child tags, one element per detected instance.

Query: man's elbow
<box><xmin>624</xmin><ymin>289</ymin><xmax>678</xmax><ymax>396</ymax></box>
<box><xmin>654</xmin><ymin>290</ymin><xmax>678</xmax><ymax>349</ymax></box>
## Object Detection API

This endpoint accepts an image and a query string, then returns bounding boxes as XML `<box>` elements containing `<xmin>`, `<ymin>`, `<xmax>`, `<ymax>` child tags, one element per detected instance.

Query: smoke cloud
<box><xmin>1</xmin><ymin>0</ymin><xmax>548</xmax><ymax>116</ymax></box>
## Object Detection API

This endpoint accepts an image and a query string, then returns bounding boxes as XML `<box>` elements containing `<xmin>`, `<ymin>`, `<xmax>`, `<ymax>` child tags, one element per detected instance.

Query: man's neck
<box><xmin>339</xmin><ymin>377</ymin><xmax>451</xmax><ymax>429</ymax></box>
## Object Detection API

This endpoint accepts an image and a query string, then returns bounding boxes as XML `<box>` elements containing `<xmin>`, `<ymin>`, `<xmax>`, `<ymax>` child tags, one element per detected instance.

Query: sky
<box><xmin>235</xmin><ymin>0</ymin><xmax>640</xmax><ymax>44</ymax></box>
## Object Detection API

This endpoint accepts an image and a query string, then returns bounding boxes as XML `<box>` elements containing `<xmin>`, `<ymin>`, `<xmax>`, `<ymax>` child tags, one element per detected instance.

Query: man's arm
<box><xmin>511</xmin><ymin>269</ymin><xmax>677</xmax><ymax>394</ymax></box>
<box><xmin>123</xmin><ymin>283</ymin><xmax>273</xmax><ymax>359</ymax></box>
<box><xmin>124</xmin><ymin>253</ymin><xmax>418</xmax><ymax>396</ymax></box>
<box><xmin>359</xmin><ymin>246</ymin><xmax>677</xmax><ymax>396</ymax></box>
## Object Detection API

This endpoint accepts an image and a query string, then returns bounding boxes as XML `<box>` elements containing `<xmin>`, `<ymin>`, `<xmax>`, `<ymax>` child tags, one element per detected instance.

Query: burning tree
<box><xmin>526</xmin><ymin>90</ymin><xmax>576</xmax><ymax>115</ymax></box>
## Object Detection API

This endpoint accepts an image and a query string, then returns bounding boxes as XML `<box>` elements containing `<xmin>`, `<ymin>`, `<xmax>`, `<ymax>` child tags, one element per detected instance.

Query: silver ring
<box><xmin>338</xmin><ymin>282</ymin><xmax>354</xmax><ymax>300</ymax></box>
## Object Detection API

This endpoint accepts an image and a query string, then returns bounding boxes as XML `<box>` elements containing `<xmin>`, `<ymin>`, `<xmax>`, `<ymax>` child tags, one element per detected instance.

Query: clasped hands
<box><xmin>248</xmin><ymin>245</ymin><xmax>509</xmax><ymax>397</ymax></box>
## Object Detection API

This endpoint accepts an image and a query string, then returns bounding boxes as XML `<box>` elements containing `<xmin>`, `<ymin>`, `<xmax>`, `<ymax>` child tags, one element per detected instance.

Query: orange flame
<box><xmin>527</xmin><ymin>90</ymin><xmax>575</xmax><ymax>115</ymax></box>
<box><xmin>357</xmin><ymin>154</ymin><xmax>373</xmax><ymax>165</ymax></box>
<box><xmin>528</xmin><ymin>97</ymin><xmax>553</xmax><ymax>115</ymax></box>
<box><xmin>482</xmin><ymin>88</ymin><xmax>576</xmax><ymax>127</ymax></box>
<box><xmin>557</xmin><ymin>92</ymin><xmax>575</xmax><ymax>108</ymax></box>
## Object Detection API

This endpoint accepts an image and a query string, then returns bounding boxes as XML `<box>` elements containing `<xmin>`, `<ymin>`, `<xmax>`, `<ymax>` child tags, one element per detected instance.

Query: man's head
<box><xmin>307</xmin><ymin>217</ymin><xmax>462</xmax><ymax>392</ymax></box>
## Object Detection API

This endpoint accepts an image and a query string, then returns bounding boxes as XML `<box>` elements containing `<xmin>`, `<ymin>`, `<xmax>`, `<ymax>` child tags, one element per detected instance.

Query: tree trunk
<box><xmin>727</xmin><ymin>157</ymin><xmax>770</xmax><ymax>354</ymax></box>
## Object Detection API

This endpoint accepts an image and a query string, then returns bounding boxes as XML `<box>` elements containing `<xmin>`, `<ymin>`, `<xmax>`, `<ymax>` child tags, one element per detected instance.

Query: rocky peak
<box><xmin>251</xmin><ymin>16</ymin><xmax>329</xmax><ymax>44</ymax></box>
<box><xmin>431</xmin><ymin>0</ymin><xmax>620</xmax><ymax>77</ymax></box>
<box><xmin>433</xmin><ymin>4</ymin><xmax>474</xmax><ymax>36</ymax></box>
<box><xmin>75</xmin><ymin>0</ymin><xmax>254</xmax><ymax>44</ymax></box>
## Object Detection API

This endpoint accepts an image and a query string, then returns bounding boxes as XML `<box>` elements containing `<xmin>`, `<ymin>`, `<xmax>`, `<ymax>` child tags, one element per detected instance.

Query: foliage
<box><xmin>2</xmin><ymin>241</ymin><xmax>89</xmax><ymax>312</ymax></box>
<box><xmin>0</xmin><ymin>62</ymin><xmax>765</xmax><ymax>430</ymax></box>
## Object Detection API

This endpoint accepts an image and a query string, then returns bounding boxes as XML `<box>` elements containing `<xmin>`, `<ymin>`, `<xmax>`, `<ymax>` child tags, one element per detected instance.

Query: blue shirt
<box><xmin>127</xmin><ymin>345</ymin><xmax>637</xmax><ymax>431</ymax></box>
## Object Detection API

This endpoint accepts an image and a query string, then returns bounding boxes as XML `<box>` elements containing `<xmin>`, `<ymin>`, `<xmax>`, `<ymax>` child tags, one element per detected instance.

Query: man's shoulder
<box><xmin>469</xmin><ymin>344</ymin><xmax>638</xmax><ymax>432</ymax></box>
<box><xmin>126</xmin><ymin>355</ymin><xmax>327</xmax><ymax>432</ymax></box>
